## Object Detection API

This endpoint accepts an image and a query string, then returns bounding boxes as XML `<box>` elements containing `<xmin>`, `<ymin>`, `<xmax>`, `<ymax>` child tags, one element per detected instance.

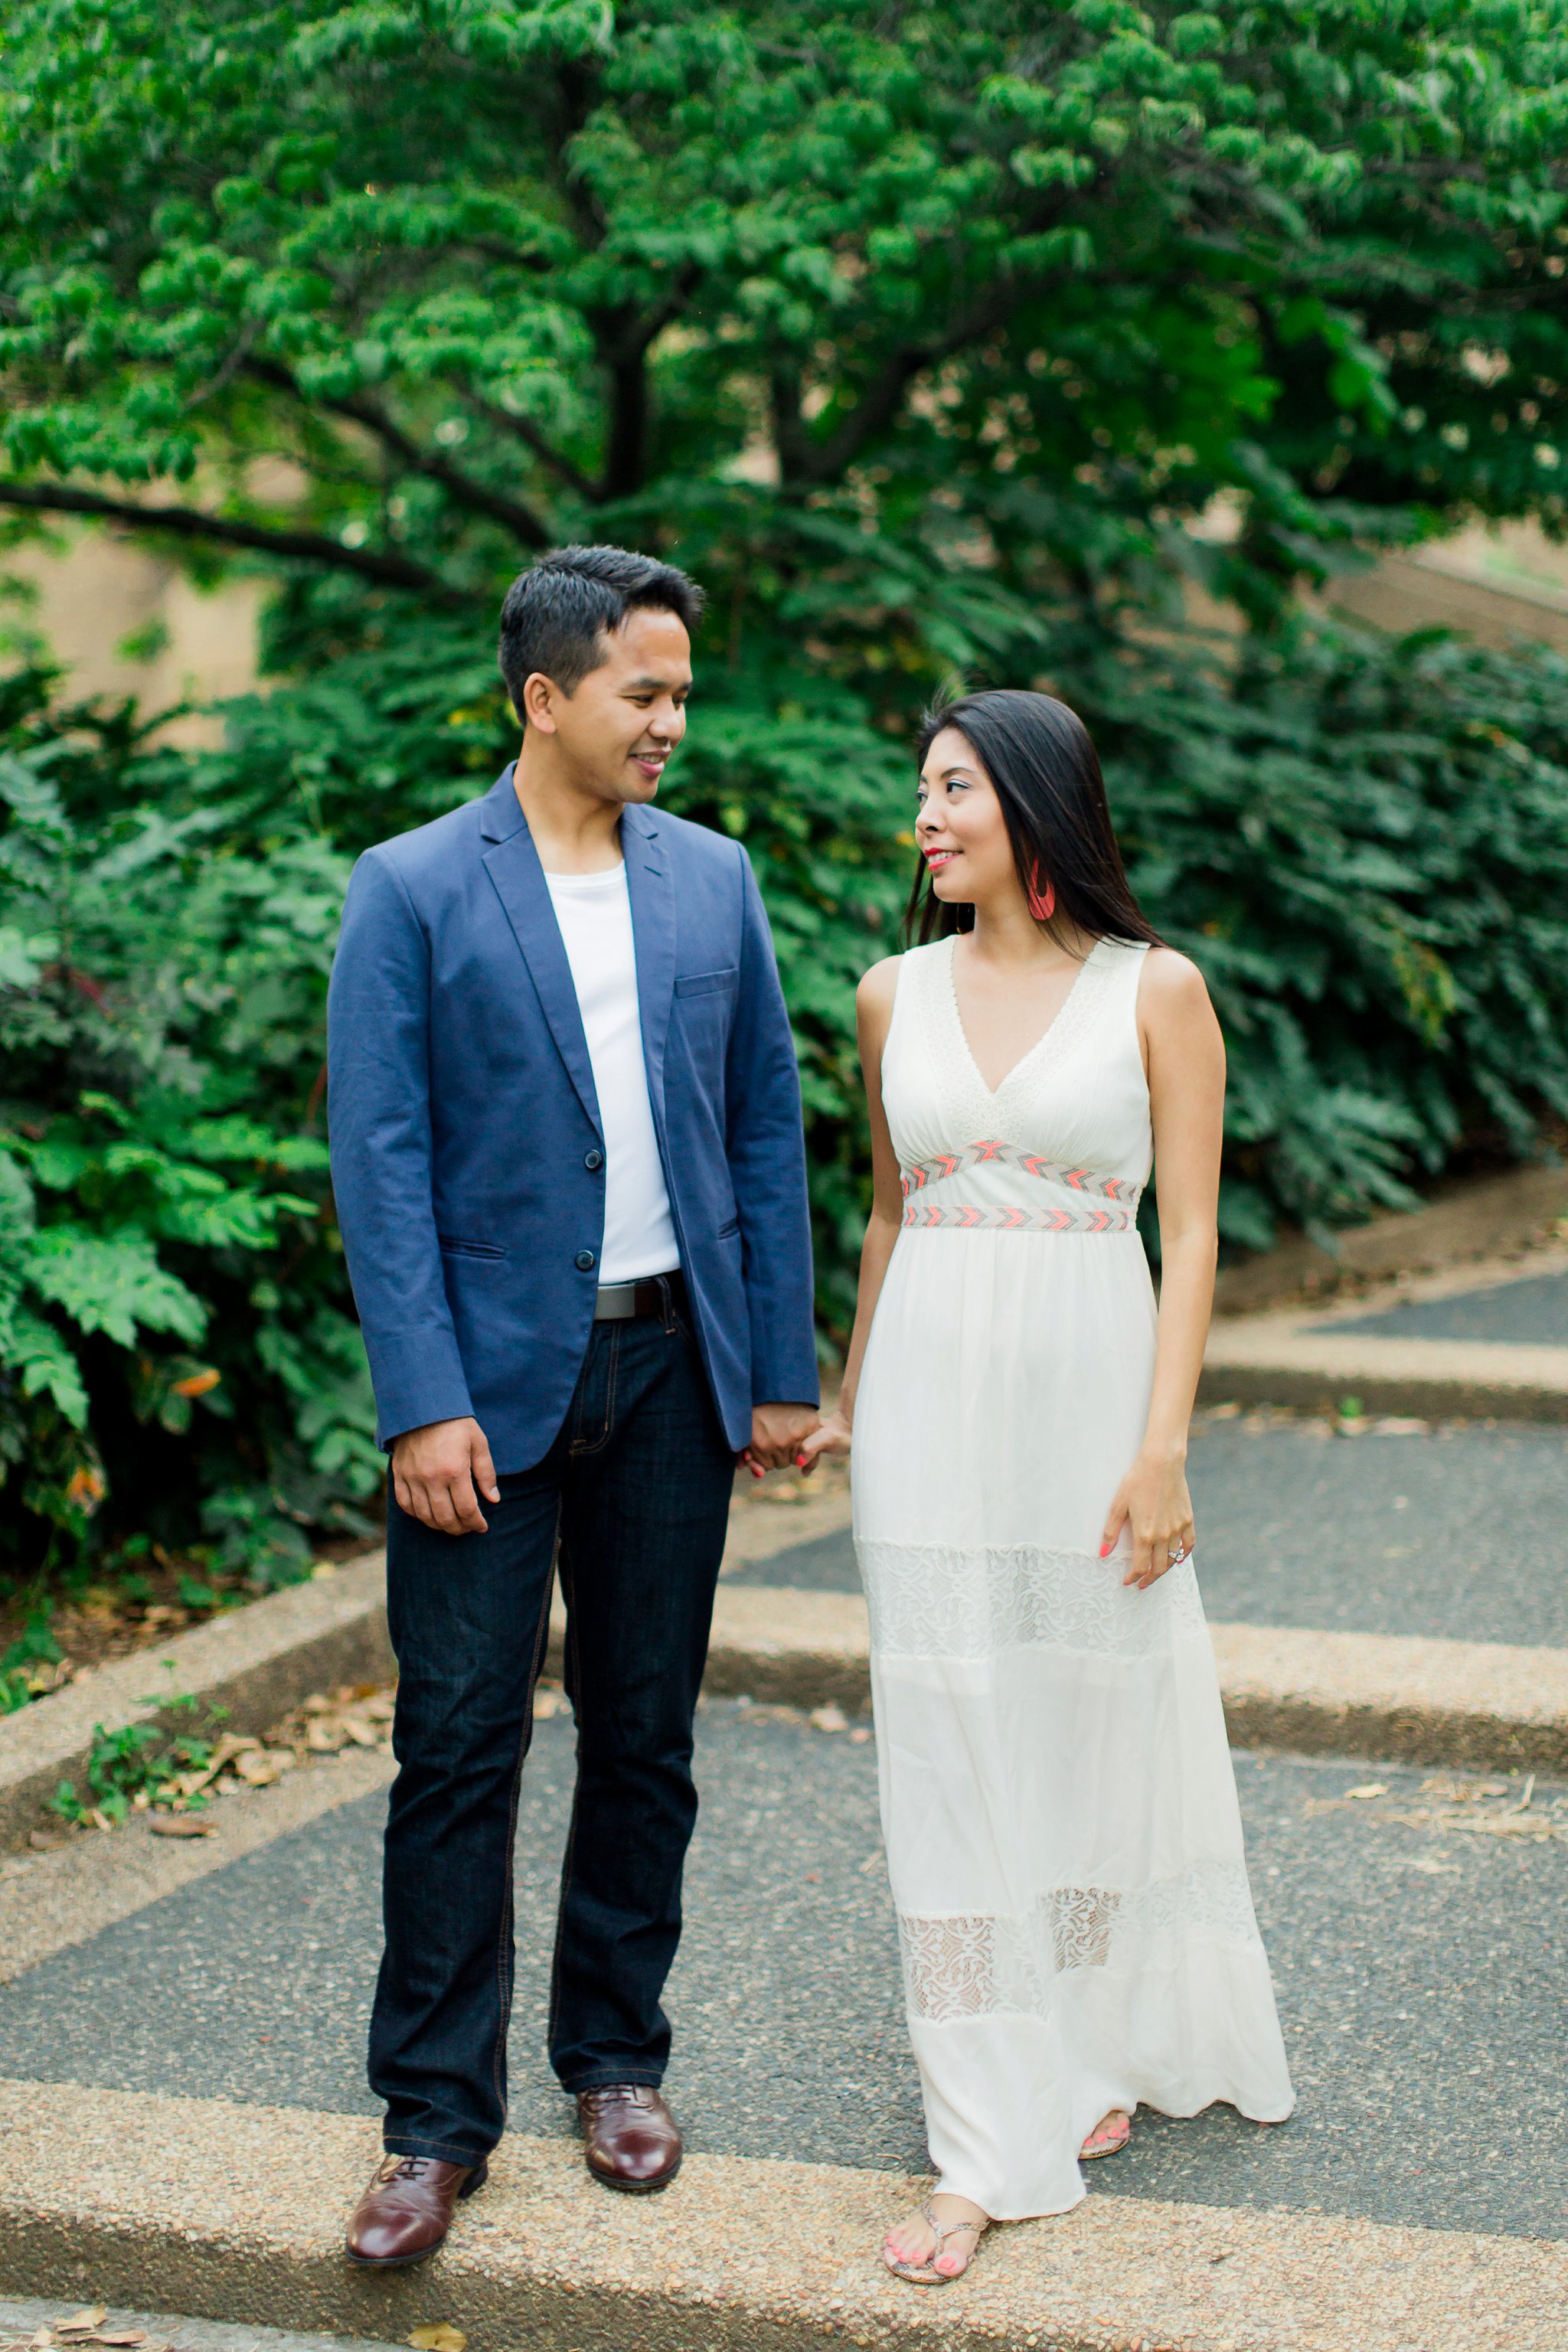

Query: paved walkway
<box><xmin>1317</xmin><ymin>1266</ymin><xmax>1568</xmax><ymax>1346</ymax></box>
<box><xmin>1</xmin><ymin>1707</ymin><xmax>1563</xmax><ymax>2244</ymax></box>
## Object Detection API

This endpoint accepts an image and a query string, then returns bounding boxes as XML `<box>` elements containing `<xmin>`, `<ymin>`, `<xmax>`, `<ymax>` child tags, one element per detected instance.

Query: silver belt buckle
<box><xmin>593</xmin><ymin>1280</ymin><xmax>641</xmax><ymax>1322</ymax></box>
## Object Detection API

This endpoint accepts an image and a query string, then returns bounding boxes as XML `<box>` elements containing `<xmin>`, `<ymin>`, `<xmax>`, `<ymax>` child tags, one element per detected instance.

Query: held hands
<box><xmin>1099</xmin><ymin>1448</ymin><xmax>1196</xmax><ymax>1591</ymax></box>
<box><xmin>391</xmin><ymin>1416</ymin><xmax>500</xmax><ymax>1535</ymax></box>
<box><xmin>795</xmin><ymin>1407</ymin><xmax>852</xmax><ymax>1476</ymax></box>
<box><xmin>740</xmin><ymin>1401</ymin><xmax>824</xmax><ymax>1479</ymax></box>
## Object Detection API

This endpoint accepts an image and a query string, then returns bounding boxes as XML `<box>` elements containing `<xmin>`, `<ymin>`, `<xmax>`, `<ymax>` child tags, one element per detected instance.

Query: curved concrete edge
<box><xmin>1213</xmin><ymin>1622</ymin><xmax>1568</xmax><ymax>1772</ymax></box>
<box><xmin>0</xmin><ymin>1557</ymin><xmax>393</xmax><ymax>1851</ymax></box>
<box><xmin>9</xmin><ymin>1559</ymin><xmax>1566</xmax><ymax>1857</ymax></box>
<box><xmin>1200</xmin><ymin>1331</ymin><xmax>1568</xmax><ymax>1422</ymax></box>
<box><xmin>1211</xmin><ymin>1162</ymin><xmax>1568</xmax><ymax>1318</ymax></box>
<box><xmin>690</xmin><ymin>1593</ymin><xmax>1568</xmax><ymax>1776</ymax></box>
<box><xmin>0</xmin><ymin>2079</ymin><xmax>1562</xmax><ymax>2352</ymax></box>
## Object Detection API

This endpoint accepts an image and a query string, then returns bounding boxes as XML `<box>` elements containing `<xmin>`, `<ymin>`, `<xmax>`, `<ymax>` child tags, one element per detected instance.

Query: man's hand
<box><xmin>740</xmin><ymin>1401</ymin><xmax>822</xmax><ymax>1479</ymax></box>
<box><xmin>390</xmin><ymin>1416</ymin><xmax>500</xmax><ymax>1535</ymax></box>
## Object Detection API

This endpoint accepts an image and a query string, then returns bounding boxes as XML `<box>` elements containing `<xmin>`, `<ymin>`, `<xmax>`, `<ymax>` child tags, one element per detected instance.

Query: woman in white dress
<box><xmin>799</xmin><ymin>691</ymin><xmax>1293</xmax><ymax>2284</ymax></box>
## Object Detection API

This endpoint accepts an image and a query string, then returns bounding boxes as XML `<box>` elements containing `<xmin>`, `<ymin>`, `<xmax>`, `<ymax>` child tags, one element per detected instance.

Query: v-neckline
<box><xmin>943</xmin><ymin>933</ymin><xmax>1105</xmax><ymax>1100</ymax></box>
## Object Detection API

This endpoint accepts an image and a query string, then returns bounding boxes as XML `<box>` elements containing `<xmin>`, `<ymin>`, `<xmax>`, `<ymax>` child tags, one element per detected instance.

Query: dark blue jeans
<box><xmin>370</xmin><ymin>1296</ymin><xmax>736</xmax><ymax>2163</ymax></box>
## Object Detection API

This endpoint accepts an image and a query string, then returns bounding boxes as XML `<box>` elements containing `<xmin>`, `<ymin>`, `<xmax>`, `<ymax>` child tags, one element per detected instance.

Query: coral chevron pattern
<box><xmin>899</xmin><ymin>1138</ymin><xmax>1141</xmax><ymax>1233</ymax></box>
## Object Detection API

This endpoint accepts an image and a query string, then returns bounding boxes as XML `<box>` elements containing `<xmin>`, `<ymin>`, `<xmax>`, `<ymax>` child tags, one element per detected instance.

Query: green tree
<box><xmin>4</xmin><ymin>1</ymin><xmax>1567</xmax><ymax>603</ymax></box>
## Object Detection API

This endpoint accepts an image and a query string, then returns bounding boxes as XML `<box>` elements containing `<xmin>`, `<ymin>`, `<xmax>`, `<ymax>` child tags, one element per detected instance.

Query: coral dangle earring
<box><xmin>1027</xmin><ymin>866</ymin><xmax>1056</xmax><ymax>922</ymax></box>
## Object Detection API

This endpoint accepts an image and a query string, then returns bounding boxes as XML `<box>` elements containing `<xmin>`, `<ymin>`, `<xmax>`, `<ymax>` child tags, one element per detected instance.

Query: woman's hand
<box><xmin>1099</xmin><ymin>1449</ymin><xmax>1196</xmax><ymax>1590</ymax></box>
<box><xmin>796</xmin><ymin>1408</ymin><xmax>853</xmax><ymax>1476</ymax></box>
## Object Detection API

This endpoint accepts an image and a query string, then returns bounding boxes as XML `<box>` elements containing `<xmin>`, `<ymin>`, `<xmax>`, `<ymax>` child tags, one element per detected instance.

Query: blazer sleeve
<box><xmin>328</xmin><ymin>848</ymin><xmax>475</xmax><ymax>1448</ymax></box>
<box><xmin>724</xmin><ymin>848</ymin><xmax>820</xmax><ymax>1409</ymax></box>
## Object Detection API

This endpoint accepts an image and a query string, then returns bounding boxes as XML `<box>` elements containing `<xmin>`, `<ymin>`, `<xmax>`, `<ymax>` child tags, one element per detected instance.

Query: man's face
<box><xmin>529</xmin><ymin>606</ymin><xmax>692</xmax><ymax>805</ymax></box>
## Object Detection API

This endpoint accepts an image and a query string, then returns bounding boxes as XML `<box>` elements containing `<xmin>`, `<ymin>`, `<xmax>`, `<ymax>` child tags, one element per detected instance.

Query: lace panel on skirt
<box><xmin>858</xmin><ymin>1540</ymin><xmax>1207</xmax><ymax>1662</ymax></box>
<box><xmin>899</xmin><ymin>1860</ymin><xmax>1263</xmax><ymax>2022</ymax></box>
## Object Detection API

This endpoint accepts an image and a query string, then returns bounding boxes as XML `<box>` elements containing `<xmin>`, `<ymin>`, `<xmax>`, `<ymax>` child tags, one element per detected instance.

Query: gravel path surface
<box><xmin>1</xmin><ymin>1708</ymin><xmax>1564</xmax><ymax>2243</ymax></box>
<box><xmin>727</xmin><ymin>1419</ymin><xmax>1568</xmax><ymax>1648</ymax></box>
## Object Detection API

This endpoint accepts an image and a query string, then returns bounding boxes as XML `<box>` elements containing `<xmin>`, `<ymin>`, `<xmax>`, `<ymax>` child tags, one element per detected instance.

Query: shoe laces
<box><xmin>376</xmin><ymin>2154</ymin><xmax>431</xmax><ymax>2184</ymax></box>
<box><xmin>582</xmin><ymin>2083</ymin><xmax>657</xmax><ymax>2112</ymax></box>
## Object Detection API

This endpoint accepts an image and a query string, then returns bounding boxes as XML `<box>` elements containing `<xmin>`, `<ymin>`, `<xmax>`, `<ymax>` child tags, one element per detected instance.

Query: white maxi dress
<box><xmin>852</xmin><ymin>935</ymin><xmax>1295</xmax><ymax>2221</ymax></box>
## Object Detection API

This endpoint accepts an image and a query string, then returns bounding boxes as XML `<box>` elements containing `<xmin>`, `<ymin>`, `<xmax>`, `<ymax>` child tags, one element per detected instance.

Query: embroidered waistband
<box><xmin>899</xmin><ymin>1139</ymin><xmax>1141</xmax><ymax>1232</ymax></box>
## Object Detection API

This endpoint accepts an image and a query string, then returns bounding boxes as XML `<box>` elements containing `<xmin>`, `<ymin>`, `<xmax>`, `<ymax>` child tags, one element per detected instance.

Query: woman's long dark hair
<box><xmin>904</xmin><ymin>689</ymin><xmax>1161</xmax><ymax>951</ymax></box>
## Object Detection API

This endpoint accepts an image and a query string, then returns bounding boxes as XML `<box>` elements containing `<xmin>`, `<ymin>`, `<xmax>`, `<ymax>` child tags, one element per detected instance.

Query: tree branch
<box><xmin>0</xmin><ymin>481</ymin><xmax>469</xmax><ymax>603</ymax></box>
<box><xmin>248</xmin><ymin>360</ymin><xmax>552</xmax><ymax>547</ymax></box>
<box><xmin>783</xmin><ymin>280</ymin><xmax>1022</xmax><ymax>488</ymax></box>
<box><xmin>590</xmin><ymin>266</ymin><xmax>706</xmax><ymax>501</ymax></box>
<box><xmin>599</xmin><ymin>339</ymin><xmax>648</xmax><ymax>501</ymax></box>
<box><xmin>459</xmin><ymin>389</ymin><xmax>598</xmax><ymax>501</ymax></box>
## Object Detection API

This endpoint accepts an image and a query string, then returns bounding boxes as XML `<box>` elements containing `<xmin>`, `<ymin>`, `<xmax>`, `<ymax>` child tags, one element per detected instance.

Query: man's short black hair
<box><xmin>498</xmin><ymin>544</ymin><xmax>705</xmax><ymax>718</ymax></box>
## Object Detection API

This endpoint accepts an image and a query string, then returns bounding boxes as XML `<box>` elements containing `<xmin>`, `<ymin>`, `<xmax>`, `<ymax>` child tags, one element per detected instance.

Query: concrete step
<box><xmin>1202</xmin><ymin>1250</ymin><xmax>1568</xmax><ymax>1421</ymax></box>
<box><xmin>2</xmin><ymin>2076</ymin><xmax>1562</xmax><ymax>2352</ymax></box>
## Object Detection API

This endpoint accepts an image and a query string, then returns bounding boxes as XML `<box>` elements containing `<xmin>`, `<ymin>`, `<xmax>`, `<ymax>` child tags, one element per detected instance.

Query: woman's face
<box><xmin>915</xmin><ymin>725</ymin><xmax>1021</xmax><ymax>908</ymax></box>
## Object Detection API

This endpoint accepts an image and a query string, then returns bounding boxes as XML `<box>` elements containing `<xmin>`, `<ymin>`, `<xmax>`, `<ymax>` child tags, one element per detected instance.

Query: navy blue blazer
<box><xmin>327</xmin><ymin>766</ymin><xmax>818</xmax><ymax>1468</ymax></box>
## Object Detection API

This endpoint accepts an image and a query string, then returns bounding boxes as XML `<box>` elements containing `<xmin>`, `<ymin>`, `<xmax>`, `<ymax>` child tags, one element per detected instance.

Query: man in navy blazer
<box><xmin>328</xmin><ymin>546</ymin><xmax>818</xmax><ymax>2265</ymax></box>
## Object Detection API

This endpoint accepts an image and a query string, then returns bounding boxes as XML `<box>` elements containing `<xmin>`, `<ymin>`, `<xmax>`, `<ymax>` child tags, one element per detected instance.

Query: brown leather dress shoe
<box><xmin>577</xmin><ymin>2084</ymin><xmax>682</xmax><ymax>2192</ymax></box>
<box><xmin>345</xmin><ymin>2151</ymin><xmax>488</xmax><ymax>2266</ymax></box>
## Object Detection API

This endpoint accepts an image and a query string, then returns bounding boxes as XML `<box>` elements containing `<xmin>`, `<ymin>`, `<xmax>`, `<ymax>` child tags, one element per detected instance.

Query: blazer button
<box><xmin>574</xmin><ymin>1249</ymin><xmax>596</xmax><ymax>1272</ymax></box>
<box><xmin>584</xmin><ymin>1149</ymin><xmax>604</xmax><ymax>1172</ymax></box>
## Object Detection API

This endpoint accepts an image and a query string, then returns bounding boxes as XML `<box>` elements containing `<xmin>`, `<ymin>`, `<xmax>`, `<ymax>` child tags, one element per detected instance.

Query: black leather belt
<box><xmin>593</xmin><ymin>1269</ymin><xmax>685</xmax><ymax>1322</ymax></box>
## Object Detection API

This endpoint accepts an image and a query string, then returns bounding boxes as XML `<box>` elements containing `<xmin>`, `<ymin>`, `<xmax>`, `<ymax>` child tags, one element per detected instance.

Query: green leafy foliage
<box><xmin>0</xmin><ymin>1614</ymin><xmax>64</xmax><ymax>1713</ymax></box>
<box><xmin>51</xmin><ymin>1679</ymin><xmax>228</xmax><ymax>1827</ymax></box>
<box><xmin>4</xmin><ymin>1</ymin><xmax>1568</xmax><ymax>610</ymax></box>
<box><xmin>0</xmin><ymin>664</ymin><xmax>381</xmax><ymax>1574</ymax></box>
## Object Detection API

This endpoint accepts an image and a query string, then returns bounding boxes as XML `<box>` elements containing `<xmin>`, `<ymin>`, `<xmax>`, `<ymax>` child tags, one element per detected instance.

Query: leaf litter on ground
<box><xmin>3</xmin><ymin>2312</ymin><xmax>168</xmax><ymax>2352</ymax></box>
<box><xmin>31</xmin><ymin>1684</ymin><xmax>398</xmax><ymax>1852</ymax></box>
<box><xmin>1303</xmin><ymin>1772</ymin><xmax>1565</xmax><ymax>1841</ymax></box>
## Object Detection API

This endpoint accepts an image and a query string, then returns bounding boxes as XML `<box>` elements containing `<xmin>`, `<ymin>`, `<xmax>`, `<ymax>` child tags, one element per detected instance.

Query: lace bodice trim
<box><xmin>936</xmin><ymin>933</ymin><xmax>1127</xmax><ymax>1125</ymax></box>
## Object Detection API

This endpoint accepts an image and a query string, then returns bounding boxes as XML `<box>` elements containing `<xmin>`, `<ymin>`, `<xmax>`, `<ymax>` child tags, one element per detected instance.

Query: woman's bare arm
<box><xmin>1099</xmin><ymin>948</ymin><xmax>1226</xmax><ymax>1586</ymax></box>
<box><xmin>798</xmin><ymin>958</ymin><xmax>903</xmax><ymax>1467</ymax></box>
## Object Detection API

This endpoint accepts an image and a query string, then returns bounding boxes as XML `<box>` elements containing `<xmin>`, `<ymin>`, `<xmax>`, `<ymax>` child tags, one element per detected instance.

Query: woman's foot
<box><xmin>1080</xmin><ymin>2109</ymin><xmax>1132</xmax><ymax>2161</ymax></box>
<box><xmin>883</xmin><ymin>2192</ymin><xmax>990</xmax><ymax>2285</ymax></box>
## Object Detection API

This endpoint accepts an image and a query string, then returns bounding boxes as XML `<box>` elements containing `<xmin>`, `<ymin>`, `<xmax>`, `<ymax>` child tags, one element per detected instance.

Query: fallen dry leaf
<box><xmin>340</xmin><ymin>1717</ymin><xmax>380</xmax><ymax>1747</ymax></box>
<box><xmin>1436</xmin><ymin>1811</ymin><xmax>1555</xmax><ymax>1840</ymax></box>
<box><xmin>810</xmin><ymin>1704</ymin><xmax>848</xmax><ymax>1733</ymax></box>
<box><xmin>60</xmin><ymin>2314</ymin><xmax>107</xmax><ymax>2335</ymax></box>
<box><xmin>407</xmin><ymin>2328</ymin><xmax>467</xmax><ymax>2352</ymax></box>
<box><xmin>150</xmin><ymin>1816</ymin><xmax>217</xmax><ymax>1840</ymax></box>
<box><xmin>1344</xmin><ymin>1784</ymin><xmax>1387</xmax><ymax>1801</ymax></box>
<box><xmin>234</xmin><ymin>1750</ymin><xmax>283</xmax><ymax>1786</ymax></box>
<box><xmin>533</xmin><ymin>1689</ymin><xmax>562</xmax><ymax>1720</ymax></box>
<box><xmin>94</xmin><ymin>2331</ymin><xmax>149</xmax><ymax>2345</ymax></box>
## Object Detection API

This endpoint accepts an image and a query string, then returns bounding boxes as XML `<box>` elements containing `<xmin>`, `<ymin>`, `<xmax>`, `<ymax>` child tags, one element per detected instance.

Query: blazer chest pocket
<box><xmin>439</xmin><ymin>1236</ymin><xmax>507</xmax><ymax>1261</ymax></box>
<box><xmin>675</xmin><ymin>966</ymin><xmax>739</xmax><ymax>1000</ymax></box>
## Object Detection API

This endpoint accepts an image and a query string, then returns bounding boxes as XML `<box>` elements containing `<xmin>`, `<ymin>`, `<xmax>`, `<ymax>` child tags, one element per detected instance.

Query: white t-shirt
<box><xmin>543</xmin><ymin>864</ymin><xmax>681</xmax><ymax>1284</ymax></box>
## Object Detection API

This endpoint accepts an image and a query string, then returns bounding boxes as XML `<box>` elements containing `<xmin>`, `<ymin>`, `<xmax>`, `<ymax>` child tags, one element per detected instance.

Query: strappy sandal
<box><xmin>883</xmin><ymin>2199</ymin><xmax>989</xmax><ymax>2287</ymax></box>
<box><xmin>1080</xmin><ymin>2110</ymin><xmax>1132</xmax><ymax>2161</ymax></box>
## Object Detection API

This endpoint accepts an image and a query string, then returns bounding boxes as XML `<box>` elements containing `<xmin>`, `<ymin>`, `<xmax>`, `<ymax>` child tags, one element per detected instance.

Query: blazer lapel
<box><xmin>480</xmin><ymin>766</ymin><xmax>602</xmax><ymax>1136</ymax></box>
<box><xmin>622</xmin><ymin>803</ymin><xmax>675</xmax><ymax>1126</ymax></box>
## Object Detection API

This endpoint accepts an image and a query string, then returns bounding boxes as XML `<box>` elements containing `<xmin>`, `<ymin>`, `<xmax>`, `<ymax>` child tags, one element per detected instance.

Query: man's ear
<box><xmin>521</xmin><ymin>670</ymin><xmax>560</xmax><ymax>733</ymax></box>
